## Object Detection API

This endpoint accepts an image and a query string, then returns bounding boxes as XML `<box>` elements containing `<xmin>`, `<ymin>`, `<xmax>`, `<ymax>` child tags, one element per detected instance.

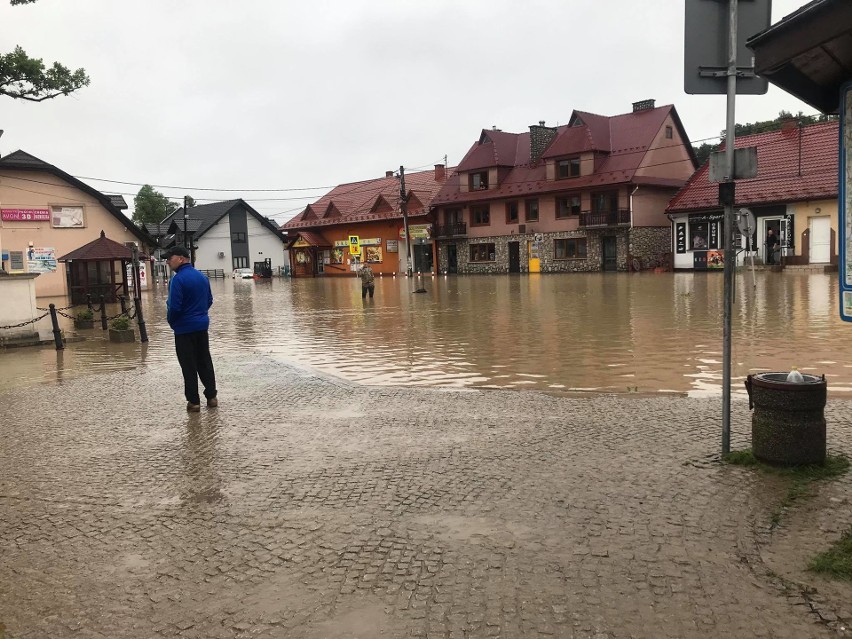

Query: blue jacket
<box><xmin>167</xmin><ymin>263</ymin><xmax>213</xmax><ymax>335</ymax></box>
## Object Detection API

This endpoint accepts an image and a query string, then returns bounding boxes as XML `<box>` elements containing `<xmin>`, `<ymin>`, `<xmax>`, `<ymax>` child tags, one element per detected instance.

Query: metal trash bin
<box><xmin>745</xmin><ymin>373</ymin><xmax>826</xmax><ymax>466</ymax></box>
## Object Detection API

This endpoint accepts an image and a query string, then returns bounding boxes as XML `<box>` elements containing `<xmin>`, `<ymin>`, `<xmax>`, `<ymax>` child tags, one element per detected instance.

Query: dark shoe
<box><xmin>187</xmin><ymin>402</ymin><xmax>201</xmax><ymax>413</ymax></box>
<box><xmin>207</xmin><ymin>397</ymin><xmax>219</xmax><ymax>408</ymax></box>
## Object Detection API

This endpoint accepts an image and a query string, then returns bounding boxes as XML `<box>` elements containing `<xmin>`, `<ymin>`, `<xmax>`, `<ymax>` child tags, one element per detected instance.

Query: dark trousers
<box><xmin>362</xmin><ymin>284</ymin><xmax>374</xmax><ymax>298</ymax></box>
<box><xmin>174</xmin><ymin>330</ymin><xmax>217</xmax><ymax>405</ymax></box>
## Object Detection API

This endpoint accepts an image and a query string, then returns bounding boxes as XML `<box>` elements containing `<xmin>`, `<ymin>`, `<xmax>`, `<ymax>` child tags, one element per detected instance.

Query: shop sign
<box><xmin>292</xmin><ymin>239</ymin><xmax>310</xmax><ymax>247</ymax></box>
<box><xmin>386</xmin><ymin>240</ymin><xmax>398</xmax><ymax>253</ymax></box>
<box><xmin>359</xmin><ymin>238</ymin><xmax>381</xmax><ymax>246</ymax></box>
<box><xmin>675</xmin><ymin>222</ymin><xmax>687</xmax><ymax>254</ymax></box>
<box><xmin>2</xmin><ymin>208</ymin><xmax>50</xmax><ymax>222</ymax></box>
<box><xmin>51</xmin><ymin>206</ymin><xmax>84</xmax><ymax>228</ymax></box>
<box><xmin>399</xmin><ymin>224</ymin><xmax>431</xmax><ymax>239</ymax></box>
<box><xmin>333</xmin><ymin>240</ymin><xmax>350</xmax><ymax>248</ymax></box>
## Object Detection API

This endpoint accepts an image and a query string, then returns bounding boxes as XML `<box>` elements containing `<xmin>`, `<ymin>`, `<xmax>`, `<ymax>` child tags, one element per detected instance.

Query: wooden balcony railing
<box><xmin>579</xmin><ymin>209</ymin><xmax>631</xmax><ymax>228</ymax></box>
<box><xmin>433</xmin><ymin>222</ymin><xmax>467</xmax><ymax>237</ymax></box>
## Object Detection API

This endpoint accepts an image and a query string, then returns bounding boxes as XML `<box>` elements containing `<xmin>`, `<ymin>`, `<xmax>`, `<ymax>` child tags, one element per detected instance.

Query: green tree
<box><xmin>0</xmin><ymin>1</ymin><xmax>90</xmax><ymax>102</ymax></box>
<box><xmin>133</xmin><ymin>185</ymin><xmax>177</xmax><ymax>225</ymax></box>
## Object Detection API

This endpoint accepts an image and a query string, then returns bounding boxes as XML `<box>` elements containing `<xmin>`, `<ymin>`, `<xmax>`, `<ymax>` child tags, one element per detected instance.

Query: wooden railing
<box><xmin>433</xmin><ymin>222</ymin><xmax>467</xmax><ymax>237</ymax></box>
<box><xmin>579</xmin><ymin>209</ymin><xmax>631</xmax><ymax>228</ymax></box>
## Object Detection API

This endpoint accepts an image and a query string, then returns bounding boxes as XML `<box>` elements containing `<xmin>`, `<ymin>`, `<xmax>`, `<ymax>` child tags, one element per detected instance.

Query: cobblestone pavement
<box><xmin>1</xmin><ymin>351</ymin><xmax>851</xmax><ymax>638</ymax></box>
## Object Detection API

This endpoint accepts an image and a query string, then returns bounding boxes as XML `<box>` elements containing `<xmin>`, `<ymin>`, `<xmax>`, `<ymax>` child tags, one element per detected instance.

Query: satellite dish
<box><xmin>736</xmin><ymin>208</ymin><xmax>756</xmax><ymax>236</ymax></box>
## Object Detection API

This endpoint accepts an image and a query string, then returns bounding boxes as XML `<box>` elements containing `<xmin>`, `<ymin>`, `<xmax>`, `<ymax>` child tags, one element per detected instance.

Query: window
<box><xmin>592</xmin><ymin>191</ymin><xmax>618</xmax><ymax>213</ymax></box>
<box><xmin>690</xmin><ymin>222</ymin><xmax>709</xmax><ymax>249</ymax></box>
<box><xmin>471</xmin><ymin>205</ymin><xmax>490</xmax><ymax>226</ymax></box>
<box><xmin>556</xmin><ymin>195</ymin><xmax>581</xmax><ymax>218</ymax></box>
<box><xmin>232</xmin><ymin>231</ymin><xmax>247</xmax><ymax>243</ymax></box>
<box><xmin>557</xmin><ymin>157</ymin><xmax>581</xmax><ymax>179</ymax></box>
<box><xmin>506</xmin><ymin>201</ymin><xmax>519</xmax><ymax>224</ymax></box>
<box><xmin>470</xmin><ymin>171</ymin><xmax>488</xmax><ymax>190</ymax></box>
<box><xmin>233</xmin><ymin>256</ymin><xmax>248</xmax><ymax>268</ymax></box>
<box><xmin>554</xmin><ymin>238</ymin><xmax>588</xmax><ymax>259</ymax></box>
<box><xmin>665</xmin><ymin>125</ymin><xmax>673</xmax><ymax>139</ymax></box>
<box><xmin>470</xmin><ymin>243</ymin><xmax>496</xmax><ymax>262</ymax></box>
<box><xmin>446</xmin><ymin>208</ymin><xmax>462</xmax><ymax>225</ymax></box>
<box><xmin>525</xmin><ymin>199</ymin><xmax>539</xmax><ymax>222</ymax></box>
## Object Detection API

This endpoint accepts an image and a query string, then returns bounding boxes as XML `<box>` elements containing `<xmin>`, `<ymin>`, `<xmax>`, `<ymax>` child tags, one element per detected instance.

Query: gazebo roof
<box><xmin>58</xmin><ymin>231</ymin><xmax>147</xmax><ymax>261</ymax></box>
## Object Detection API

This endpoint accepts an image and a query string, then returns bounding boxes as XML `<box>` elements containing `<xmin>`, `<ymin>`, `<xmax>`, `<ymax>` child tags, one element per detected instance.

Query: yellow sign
<box><xmin>348</xmin><ymin>235</ymin><xmax>361</xmax><ymax>256</ymax></box>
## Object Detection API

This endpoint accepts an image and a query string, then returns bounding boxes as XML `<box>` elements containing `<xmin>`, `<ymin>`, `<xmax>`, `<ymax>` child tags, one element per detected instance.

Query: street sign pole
<box><xmin>721</xmin><ymin>0</ymin><xmax>739</xmax><ymax>456</ymax></box>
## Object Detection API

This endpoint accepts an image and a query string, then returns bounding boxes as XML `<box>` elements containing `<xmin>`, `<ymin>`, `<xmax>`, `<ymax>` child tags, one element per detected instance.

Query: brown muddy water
<box><xmin>1</xmin><ymin>271</ymin><xmax>850</xmax><ymax>397</ymax></box>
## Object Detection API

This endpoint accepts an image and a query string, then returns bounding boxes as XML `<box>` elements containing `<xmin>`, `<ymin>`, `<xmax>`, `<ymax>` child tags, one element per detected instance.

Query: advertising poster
<box><xmin>27</xmin><ymin>247</ymin><xmax>57</xmax><ymax>273</ymax></box>
<box><xmin>51</xmin><ymin>206</ymin><xmax>84</xmax><ymax>228</ymax></box>
<box><xmin>365</xmin><ymin>246</ymin><xmax>382</xmax><ymax>263</ymax></box>
<box><xmin>675</xmin><ymin>223</ymin><xmax>687</xmax><ymax>254</ymax></box>
<box><xmin>706</xmin><ymin>250</ymin><xmax>724</xmax><ymax>269</ymax></box>
<box><xmin>1</xmin><ymin>208</ymin><xmax>50</xmax><ymax>222</ymax></box>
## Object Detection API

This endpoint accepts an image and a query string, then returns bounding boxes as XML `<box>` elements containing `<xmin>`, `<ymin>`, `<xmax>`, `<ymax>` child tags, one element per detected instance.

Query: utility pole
<box><xmin>399</xmin><ymin>165</ymin><xmax>413</xmax><ymax>277</ymax></box>
<box><xmin>721</xmin><ymin>0</ymin><xmax>738</xmax><ymax>456</ymax></box>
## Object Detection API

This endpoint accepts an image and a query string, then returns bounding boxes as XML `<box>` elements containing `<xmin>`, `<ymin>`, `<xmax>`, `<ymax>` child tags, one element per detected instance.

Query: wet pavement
<box><xmin>1</xmin><ymin>337</ymin><xmax>851</xmax><ymax>637</ymax></box>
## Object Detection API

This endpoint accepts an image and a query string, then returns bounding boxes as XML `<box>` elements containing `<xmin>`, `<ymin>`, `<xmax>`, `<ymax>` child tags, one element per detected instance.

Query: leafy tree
<box><xmin>692</xmin><ymin>111</ymin><xmax>840</xmax><ymax>167</ymax></box>
<box><xmin>1</xmin><ymin>1</ymin><xmax>90</xmax><ymax>102</ymax></box>
<box><xmin>183</xmin><ymin>195</ymin><xmax>196</xmax><ymax>208</ymax></box>
<box><xmin>133</xmin><ymin>185</ymin><xmax>177</xmax><ymax>226</ymax></box>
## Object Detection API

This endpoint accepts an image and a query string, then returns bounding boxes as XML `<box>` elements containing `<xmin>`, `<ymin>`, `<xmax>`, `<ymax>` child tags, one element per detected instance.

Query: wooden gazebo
<box><xmin>58</xmin><ymin>231</ymin><xmax>147</xmax><ymax>304</ymax></box>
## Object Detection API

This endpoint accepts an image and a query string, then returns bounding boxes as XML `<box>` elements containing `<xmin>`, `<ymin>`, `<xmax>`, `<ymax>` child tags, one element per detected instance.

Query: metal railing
<box><xmin>433</xmin><ymin>222</ymin><xmax>467</xmax><ymax>237</ymax></box>
<box><xmin>579</xmin><ymin>209</ymin><xmax>631</xmax><ymax>228</ymax></box>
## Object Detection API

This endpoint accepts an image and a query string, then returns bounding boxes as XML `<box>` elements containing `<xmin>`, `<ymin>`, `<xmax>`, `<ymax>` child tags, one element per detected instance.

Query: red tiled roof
<box><xmin>433</xmin><ymin>105</ymin><xmax>691</xmax><ymax>207</ymax></box>
<box><xmin>282</xmin><ymin>166</ymin><xmax>451</xmax><ymax>230</ymax></box>
<box><xmin>58</xmin><ymin>231</ymin><xmax>144</xmax><ymax>261</ymax></box>
<box><xmin>667</xmin><ymin>121</ymin><xmax>839</xmax><ymax>212</ymax></box>
<box><xmin>456</xmin><ymin>129</ymin><xmax>531</xmax><ymax>171</ymax></box>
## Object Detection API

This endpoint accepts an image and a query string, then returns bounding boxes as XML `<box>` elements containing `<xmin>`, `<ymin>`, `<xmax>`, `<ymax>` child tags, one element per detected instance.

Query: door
<box><xmin>508</xmin><ymin>241</ymin><xmax>520</xmax><ymax>273</ymax></box>
<box><xmin>447</xmin><ymin>244</ymin><xmax>457</xmax><ymax>273</ymax></box>
<box><xmin>602</xmin><ymin>236</ymin><xmax>617</xmax><ymax>271</ymax></box>
<box><xmin>413</xmin><ymin>244</ymin><xmax>433</xmax><ymax>273</ymax></box>
<box><xmin>810</xmin><ymin>216</ymin><xmax>831</xmax><ymax>263</ymax></box>
<box><xmin>763</xmin><ymin>219</ymin><xmax>781</xmax><ymax>264</ymax></box>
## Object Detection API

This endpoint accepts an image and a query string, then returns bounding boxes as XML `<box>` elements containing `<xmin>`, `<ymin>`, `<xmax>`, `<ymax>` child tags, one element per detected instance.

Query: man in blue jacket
<box><xmin>164</xmin><ymin>246</ymin><xmax>218</xmax><ymax>412</ymax></box>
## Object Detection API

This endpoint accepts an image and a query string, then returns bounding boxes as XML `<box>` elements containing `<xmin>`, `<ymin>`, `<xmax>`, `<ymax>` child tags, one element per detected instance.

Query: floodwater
<box><xmin>2</xmin><ymin>271</ymin><xmax>851</xmax><ymax>397</ymax></box>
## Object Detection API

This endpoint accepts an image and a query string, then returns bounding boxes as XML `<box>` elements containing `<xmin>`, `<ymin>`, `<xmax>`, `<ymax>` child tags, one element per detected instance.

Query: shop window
<box><xmin>690</xmin><ymin>222</ymin><xmax>709</xmax><ymax>249</ymax></box>
<box><xmin>470</xmin><ymin>243</ymin><xmax>496</xmax><ymax>262</ymax></box>
<box><xmin>554</xmin><ymin>238</ymin><xmax>587</xmax><ymax>259</ymax></box>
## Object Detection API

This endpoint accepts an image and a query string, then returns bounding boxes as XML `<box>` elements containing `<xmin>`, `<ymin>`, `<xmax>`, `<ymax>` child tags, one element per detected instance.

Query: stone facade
<box><xmin>438</xmin><ymin>229</ymin><xmax>643</xmax><ymax>274</ymax></box>
<box><xmin>629</xmin><ymin>227</ymin><xmax>672</xmax><ymax>269</ymax></box>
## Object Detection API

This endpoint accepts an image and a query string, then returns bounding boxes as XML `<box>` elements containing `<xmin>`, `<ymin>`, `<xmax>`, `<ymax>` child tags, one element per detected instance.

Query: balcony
<box><xmin>433</xmin><ymin>222</ymin><xmax>467</xmax><ymax>238</ymax></box>
<box><xmin>579</xmin><ymin>209</ymin><xmax>631</xmax><ymax>228</ymax></box>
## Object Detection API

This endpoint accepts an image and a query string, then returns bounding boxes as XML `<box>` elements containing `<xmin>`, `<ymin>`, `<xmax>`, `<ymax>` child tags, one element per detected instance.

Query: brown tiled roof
<box><xmin>433</xmin><ymin>105</ymin><xmax>692</xmax><ymax>207</ymax></box>
<box><xmin>282</xmin><ymin>166</ymin><xmax>451</xmax><ymax>230</ymax></box>
<box><xmin>666</xmin><ymin>121</ymin><xmax>838</xmax><ymax>212</ymax></box>
<box><xmin>58</xmin><ymin>231</ymin><xmax>145</xmax><ymax>261</ymax></box>
<box><xmin>291</xmin><ymin>231</ymin><xmax>332</xmax><ymax>247</ymax></box>
<box><xmin>456</xmin><ymin>129</ymin><xmax>531</xmax><ymax>171</ymax></box>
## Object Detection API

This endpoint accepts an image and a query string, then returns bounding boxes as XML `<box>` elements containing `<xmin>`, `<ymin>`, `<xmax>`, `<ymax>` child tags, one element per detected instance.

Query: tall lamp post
<box><xmin>399</xmin><ymin>165</ymin><xmax>413</xmax><ymax>277</ymax></box>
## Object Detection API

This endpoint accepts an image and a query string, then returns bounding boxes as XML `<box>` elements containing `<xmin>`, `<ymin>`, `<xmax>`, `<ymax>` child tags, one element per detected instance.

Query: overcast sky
<box><xmin>0</xmin><ymin>0</ymin><xmax>815</xmax><ymax>223</ymax></box>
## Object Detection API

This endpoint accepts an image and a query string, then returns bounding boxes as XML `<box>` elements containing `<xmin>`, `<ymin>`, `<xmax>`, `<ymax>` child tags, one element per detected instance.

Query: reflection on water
<box><xmin>2</xmin><ymin>272</ymin><xmax>850</xmax><ymax>397</ymax></box>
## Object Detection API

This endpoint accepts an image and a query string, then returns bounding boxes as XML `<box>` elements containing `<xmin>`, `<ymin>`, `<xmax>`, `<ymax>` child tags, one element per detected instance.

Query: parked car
<box><xmin>232</xmin><ymin>268</ymin><xmax>254</xmax><ymax>279</ymax></box>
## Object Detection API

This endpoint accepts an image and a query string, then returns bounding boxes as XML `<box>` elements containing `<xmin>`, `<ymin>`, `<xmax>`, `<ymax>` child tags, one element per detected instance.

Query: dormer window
<box><xmin>469</xmin><ymin>171</ymin><xmax>489</xmax><ymax>190</ymax></box>
<box><xmin>557</xmin><ymin>157</ymin><xmax>581</xmax><ymax>179</ymax></box>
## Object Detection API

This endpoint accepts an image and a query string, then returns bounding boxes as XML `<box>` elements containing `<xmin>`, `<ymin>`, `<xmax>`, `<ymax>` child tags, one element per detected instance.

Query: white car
<box><xmin>232</xmin><ymin>268</ymin><xmax>254</xmax><ymax>279</ymax></box>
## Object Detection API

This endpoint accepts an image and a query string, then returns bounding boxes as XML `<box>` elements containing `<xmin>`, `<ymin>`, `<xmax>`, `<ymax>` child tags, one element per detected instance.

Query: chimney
<box><xmin>386</xmin><ymin>170</ymin><xmax>394</xmax><ymax>178</ymax></box>
<box><xmin>529</xmin><ymin>120</ymin><xmax>558</xmax><ymax>164</ymax></box>
<box><xmin>434</xmin><ymin>164</ymin><xmax>446</xmax><ymax>181</ymax></box>
<box><xmin>632</xmin><ymin>99</ymin><xmax>656</xmax><ymax>112</ymax></box>
<box><xmin>780</xmin><ymin>116</ymin><xmax>798</xmax><ymax>132</ymax></box>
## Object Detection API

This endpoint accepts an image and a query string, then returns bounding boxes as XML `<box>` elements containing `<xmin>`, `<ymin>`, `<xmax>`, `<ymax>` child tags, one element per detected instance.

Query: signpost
<box><xmin>841</xmin><ymin>83</ymin><xmax>852</xmax><ymax>322</ymax></box>
<box><xmin>348</xmin><ymin>235</ymin><xmax>361</xmax><ymax>257</ymax></box>
<box><xmin>684</xmin><ymin>0</ymin><xmax>771</xmax><ymax>456</ymax></box>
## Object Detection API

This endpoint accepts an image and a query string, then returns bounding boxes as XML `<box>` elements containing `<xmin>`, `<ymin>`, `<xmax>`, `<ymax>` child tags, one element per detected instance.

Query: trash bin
<box><xmin>745</xmin><ymin>373</ymin><xmax>826</xmax><ymax>466</ymax></box>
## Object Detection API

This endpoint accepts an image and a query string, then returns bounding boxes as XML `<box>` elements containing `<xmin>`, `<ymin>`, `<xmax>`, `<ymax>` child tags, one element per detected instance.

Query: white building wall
<box><xmin>245</xmin><ymin>216</ymin><xmax>287</xmax><ymax>272</ymax></box>
<box><xmin>193</xmin><ymin>213</ymin><xmax>287</xmax><ymax>273</ymax></box>
<box><xmin>194</xmin><ymin>217</ymin><xmax>232</xmax><ymax>272</ymax></box>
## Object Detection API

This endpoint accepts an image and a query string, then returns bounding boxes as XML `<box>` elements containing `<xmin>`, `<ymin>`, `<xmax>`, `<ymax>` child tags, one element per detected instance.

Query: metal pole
<box><xmin>48</xmin><ymin>303</ymin><xmax>64</xmax><ymax>350</ymax></box>
<box><xmin>119</xmin><ymin>295</ymin><xmax>127</xmax><ymax>315</ymax></box>
<box><xmin>399</xmin><ymin>165</ymin><xmax>413</xmax><ymax>277</ymax></box>
<box><xmin>134</xmin><ymin>296</ymin><xmax>148</xmax><ymax>343</ymax></box>
<box><xmin>183</xmin><ymin>196</ymin><xmax>189</xmax><ymax>249</ymax></box>
<box><xmin>99</xmin><ymin>294</ymin><xmax>108</xmax><ymax>330</ymax></box>
<box><xmin>721</xmin><ymin>0</ymin><xmax>738</xmax><ymax>456</ymax></box>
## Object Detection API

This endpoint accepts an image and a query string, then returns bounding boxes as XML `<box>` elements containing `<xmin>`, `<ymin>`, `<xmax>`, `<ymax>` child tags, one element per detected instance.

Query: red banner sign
<box><xmin>1</xmin><ymin>208</ymin><xmax>51</xmax><ymax>222</ymax></box>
